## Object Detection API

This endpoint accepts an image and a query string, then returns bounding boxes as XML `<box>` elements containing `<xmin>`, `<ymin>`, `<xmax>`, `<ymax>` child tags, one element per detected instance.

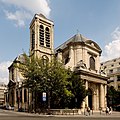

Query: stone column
<box><xmin>9</xmin><ymin>90</ymin><xmax>11</xmax><ymax>105</ymax></box>
<box><xmin>104</xmin><ymin>84</ymin><xmax>107</xmax><ymax>108</ymax></box>
<box><xmin>22</xmin><ymin>87</ymin><xmax>24</xmax><ymax>108</ymax></box>
<box><xmin>100</xmin><ymin>84</ymin><xmax>104</xmax><ymax>109</ymax></box>
<box><xmin>26</xmin><ymin>89</ymin><xmax>29</xmax><ymax>111</ymax></box>
<box><xmin>85</xmin><ymin>80</ymin><xmax>88</xmax><ymax>107</ymax></box>
<box><xmin>96</xmin><ymin>85</ymin><xmax>99</xmax><ymax>110</ymax></box>
<box><xmin>14</xmin><ymin>88</ymin><xmax>16</xmax><ymax>110</ymax></box>
<box><xmin>17</xmin><ymin>89</ymin><xmax>20</xmax><ymax>110</ymax></box>
<box><xmin>92</xmin><ymin>92</ymin><xmax>96</xmax><ymax>110</ymax></box>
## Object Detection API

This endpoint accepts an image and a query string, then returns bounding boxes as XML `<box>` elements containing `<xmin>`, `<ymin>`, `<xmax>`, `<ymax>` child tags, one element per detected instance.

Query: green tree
<box><xmin>16</xmin><ymin>53</ymin><xmax>87</xmax><ymax>110</ymax></box>
<box><xmin>68</xmin><ymin>72</ymin><xmax>88</xmax><ymax>108</ymax></box>
<box><xmin>16</xmin><ymin>53</ymin><xmax>73</xmax><ymax>109</ymax></box>
<box><xmin>107</xmin><ymin>86</ymin><xmax>120</xmax><ymax>107</ymax></box>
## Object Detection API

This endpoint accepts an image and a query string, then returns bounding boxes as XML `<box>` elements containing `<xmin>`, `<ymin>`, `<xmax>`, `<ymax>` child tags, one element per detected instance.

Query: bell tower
<box><xmin>30</xmin><ymin>13</ymin><xmax>54</xmax><ymax>60</ymax></box>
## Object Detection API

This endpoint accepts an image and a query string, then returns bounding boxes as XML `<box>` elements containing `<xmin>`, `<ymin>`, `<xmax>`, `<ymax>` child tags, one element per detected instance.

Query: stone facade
<box><xmin>6</xmin><ymin>55</ymin><xmax>27</xmax><ymax>110</ymax></box>
<box><xmin>55</xmin><ymin>34</ymin><xmax>108</xmax><ymax>110</ymax></box>
<box><xmin>6</xmin><ymin>13</ymin><xmax>108</xmax><ymax>111</ymax></box>
<box><xmin>101</xmin><ymin>57</ymin><xmax>120</xmax><ymax>90</ymax></box>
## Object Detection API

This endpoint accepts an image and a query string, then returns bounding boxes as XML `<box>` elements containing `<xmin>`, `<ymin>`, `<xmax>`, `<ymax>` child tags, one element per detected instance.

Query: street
<box><xmin>0</xmin><ymin>109</ymin><xmax>120</xmax><ymax>120</ymax></box>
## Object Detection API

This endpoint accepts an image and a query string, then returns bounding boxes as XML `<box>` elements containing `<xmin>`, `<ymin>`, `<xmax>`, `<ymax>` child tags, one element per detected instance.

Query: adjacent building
<box><xmin>101</xmin><ymin>57</ymin><xmax>120</xmax><ymax>90</ymax></box>
<box><xmin>6</xmin><ymin>13</ymin><xmax>108</xmax><ymax>111</ymax></box>
<box><xmin>0</xmin><ymin>83</ymin><xmax>7</xmax><ymax>105</ymax></box>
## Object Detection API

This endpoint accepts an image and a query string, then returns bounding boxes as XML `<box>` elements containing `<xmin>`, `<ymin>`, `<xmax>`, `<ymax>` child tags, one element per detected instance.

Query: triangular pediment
<box><xmin>85</xmin><ymin>40</ymin><xmax>102</xmax><ymax>52</ymax></box>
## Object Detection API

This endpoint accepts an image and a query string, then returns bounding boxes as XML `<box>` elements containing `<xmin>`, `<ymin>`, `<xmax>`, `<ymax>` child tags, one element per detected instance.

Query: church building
<box><xmin>6</xmin><ymin>13</ymin><xmax>108</xmax><ymax>111</ymax></box>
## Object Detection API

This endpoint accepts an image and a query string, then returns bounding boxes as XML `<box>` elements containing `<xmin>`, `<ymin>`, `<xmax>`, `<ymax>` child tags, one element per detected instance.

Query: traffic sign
<box><xmin>42</xmin><ymin>92</ymin><xmax>46</xmax><ymax>101</ymax></box>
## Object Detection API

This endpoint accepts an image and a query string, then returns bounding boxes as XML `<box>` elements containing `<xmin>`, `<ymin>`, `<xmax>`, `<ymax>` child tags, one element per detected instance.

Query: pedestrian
<box><xmin>106</xmin><ymin>107</ymin><xmax>109</xmax><ymax>115</ymax></box>
<box><xmin>87</xmin><ymin>107</ymin><xmax>90</xmax><ymax>116</ymax></box>
<box><xmin>109</xmin><ymin>107</ymin><xmax>112</xmax><ymax>115</ymax></box>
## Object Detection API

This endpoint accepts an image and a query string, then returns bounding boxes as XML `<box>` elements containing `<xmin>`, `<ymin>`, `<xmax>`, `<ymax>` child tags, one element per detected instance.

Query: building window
<box><xmin>42</xmin><ymin>55</ymin><xmax>49</xmax><ymax>65</ymax></box>
<box><xmin>45</xmin><ymin>27</ymin><xmax>50</xmax><ymax>48</ymax></box>
<box><xmin>109</xmin><ymin>69</ymin><xmax>113</xmax><ymax>74</ymax></box>
<box><xmin>114</xmin><ymin>59</ymin><xmax>116</xmax><ymax>62</ymax></box>
<box><xmin>39</xmin><ymin>25</ymin><xmax>44</xmax><ymax>46</ymax></box>
<box><xmin>31</xmin><ymin>30</ymin><xmax>35</xmax><ymax>50</ymax></box>
<box><xmin>117</xmin><ymin>76</ymin><xmax>120</xmax><ymax>81</ymax></box>
<box><xmin>111</xmin><ymin>64</ymin><xmax>114</xmax><ymax>67</ymax></box>
<box><xmin>104</xmin><ymin>66</ymin><xmax>107</xmax><ymax>69</ymax></box>
<box><xmin>64</xmin><ymin>52</ymin><xmax>70</xmax><ymax>65</ymax></box>
<box><xmin>89</xmin><ymin>57</ymin><xmax>95</xmax><ymax>70</ymax></box>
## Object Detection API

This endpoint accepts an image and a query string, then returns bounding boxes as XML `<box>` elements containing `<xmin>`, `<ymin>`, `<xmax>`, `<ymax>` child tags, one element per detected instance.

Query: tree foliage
<box><xmin>68</xmin><ymin>72</ymin><xmax>87</xmax><ymax>108</ymax></box>
<box><xmin>16</xmin><ymin>53</ymin><xmax>87</xmax><ymax>109</ymax></box>
<box><xmin>107</xmin><ymin>86</ymin><xmax>120</xmax><ymax>108</ymax></box>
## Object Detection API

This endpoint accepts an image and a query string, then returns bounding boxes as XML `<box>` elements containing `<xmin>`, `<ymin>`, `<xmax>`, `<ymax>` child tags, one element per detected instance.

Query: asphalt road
<box><xmin>0</xmin><ymin>109</ymin><xmax>120</xmax><ymax>120</ymax></box>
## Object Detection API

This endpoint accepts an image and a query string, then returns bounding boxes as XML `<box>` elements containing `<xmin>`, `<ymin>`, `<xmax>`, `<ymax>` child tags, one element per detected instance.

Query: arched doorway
<box><xmin>88</xmin><ymin>88</ymin><xmax>92</xmax><ymax>109</ymax></box>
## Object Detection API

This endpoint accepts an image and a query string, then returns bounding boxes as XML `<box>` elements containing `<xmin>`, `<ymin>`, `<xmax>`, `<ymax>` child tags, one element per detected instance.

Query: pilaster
<box><xmin>100</xmin><ymin>84</ymin><xmax>104</xmax><ymax>109</ymax></box>
<box><xmin>85</xmin><ymin>80</ymin><xmax>88</xmax><ymax>107</ymax></box>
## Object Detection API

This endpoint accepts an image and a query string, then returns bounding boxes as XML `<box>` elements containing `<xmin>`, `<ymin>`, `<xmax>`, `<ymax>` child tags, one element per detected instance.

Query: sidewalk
<box><xmin>3</xmin><ymin>109</ymin><xmax>120</xmax><ymax>117</ymax></box>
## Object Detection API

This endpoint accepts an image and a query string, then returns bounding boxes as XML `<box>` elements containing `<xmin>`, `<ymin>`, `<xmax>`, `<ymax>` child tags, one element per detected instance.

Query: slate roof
<box><xmin>55</xmin><ymin>33</ymin><xmax>89</xmax><ymax>51</ymax></box>
<box><xmin>55</xmin><ymin>33</ymin><xmax>102</xmax><ymax>53</ymax></box>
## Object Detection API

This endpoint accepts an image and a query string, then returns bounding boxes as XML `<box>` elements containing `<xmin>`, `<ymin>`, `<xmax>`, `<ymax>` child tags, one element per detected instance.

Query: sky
<box><xmin>0</xmin><ymin>0</ymin><xmax>120</xmax><ymax>84</ymax></box>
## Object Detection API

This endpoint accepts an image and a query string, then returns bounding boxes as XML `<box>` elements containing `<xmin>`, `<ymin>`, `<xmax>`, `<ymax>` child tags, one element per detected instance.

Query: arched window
<box><xmin>42</xmin><ymin>55</ymin><xmax>49</xmax><ymax>65</ymax></box>
<box><xmin>90</xmin><ymin>57</ymin><xmax>95</xmax><ymax>70</ymax></box>
<box><xmin>45</xmin><ymin>27</ymin><xmax>50</xmax><ymax>47</ymax></box>
<box><xmin>39</xmin><ymin>25</ymin><xmax>44</xmax><ymax>46</ymax></box>
<box><xmin>31</xmin><ymin>30</ymin><xmax>35</xmax><ymax>50</ymax></box>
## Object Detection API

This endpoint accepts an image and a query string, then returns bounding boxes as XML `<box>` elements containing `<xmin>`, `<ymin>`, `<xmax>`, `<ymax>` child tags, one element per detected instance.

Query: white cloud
<box><xmin>1</xmin><ymin>0</ymin><xmax>51</xmax><ymax>27</ymax></box>
<box><xmin>4</xmin><ymin>10</ymin><xmax>32</xmax><ymax>27</ymax></box>
<box><xmin>101</xmin><ymin>27</ymin><xmax>120</xmax><ymax>62</ymax></box>
<box><xmin>0</xmin><ymin>61</ymin><xmax>12</xmax><ymax>85</ymax></box>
